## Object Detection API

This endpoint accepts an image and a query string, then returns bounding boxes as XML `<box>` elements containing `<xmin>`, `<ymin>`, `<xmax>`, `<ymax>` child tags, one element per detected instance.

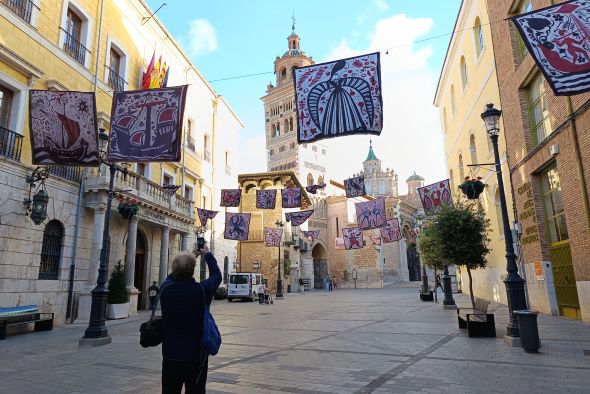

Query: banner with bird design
<box><xmin>293</xmin><ymin>52</ymin><xmax>383</xmax><ymax>143</ymax></box>
<box><xmin>29</xmin><ymin>90</ymin><xmax>99</xmax><ymax>165</ymax></box>
<box><xmin>223</xmin><ymin>213</ymin><xmax>251</xmax><ymax>241</ymax></box>
<box><xmin>417</xmin><ymin>179</ymin><xmax>452</xmax><ymax>215</ymax></box>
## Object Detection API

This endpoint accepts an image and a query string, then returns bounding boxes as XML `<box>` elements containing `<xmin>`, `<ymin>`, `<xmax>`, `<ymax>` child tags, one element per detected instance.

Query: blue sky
<box><xmin>147</xmin><ymin>0</ymin><xmax>461</xmax><ymax>193</ymax></box>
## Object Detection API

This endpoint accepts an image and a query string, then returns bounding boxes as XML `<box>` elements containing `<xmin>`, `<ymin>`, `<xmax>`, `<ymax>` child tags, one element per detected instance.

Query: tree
<box><xmin>418</xmin><ymin>201</ymin><xmax>491</xmax><ymax>309</ymax></box>
<box><xmin>107</xmin><ymin>261</ymin><xmax>129</xmax><ymax>304</ymax></box>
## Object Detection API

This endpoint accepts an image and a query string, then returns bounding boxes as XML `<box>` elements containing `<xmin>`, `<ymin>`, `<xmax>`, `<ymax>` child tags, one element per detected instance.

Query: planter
<box><xmin>459</xmin><ymin>180</ymin><xmax>485</xmax><ymax>199</ymax></box>
<box><xmin>106</xmin><ymin>302</ymin><xmax>130</xmax><ymax>319</ymax></box>
<box><xmin>118</xmin><ymin>204</ymin><xmax>138</xmax><ymax>220</ymax></box>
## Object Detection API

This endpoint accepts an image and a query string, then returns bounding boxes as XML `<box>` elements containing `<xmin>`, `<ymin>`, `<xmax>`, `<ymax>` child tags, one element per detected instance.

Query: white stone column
<box><xmin>181</xmin><ymin>232</ymin><xmax>192</xmax><ymax>251</ymax></box>
<box><xmin>126</xmin><ymin>216</ymin><xmax>140</xmax><ymax>316</ymax></box>
<box><xmin>159</xmin><ymin>227</ymin><xmax>170</xmax><ymax>283</ymax></box>
<box><xmin>399</xmin><ymin>239</ymin><xmax>409</xmax><ymax>281</ymax></box>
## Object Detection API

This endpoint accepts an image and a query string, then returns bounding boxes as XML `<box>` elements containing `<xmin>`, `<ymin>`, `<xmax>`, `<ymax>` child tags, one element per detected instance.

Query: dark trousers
<box><xmin>162</xmin><ymin>357</ymin><xmax>208</xmax><ymax>394</ymax></box>
<box><xmin>150</xmin><ymin>296</ymin><xmax>157</xmax><ymax>311</ymax></box>
<box><xmin>259</xmin><ymin>293</ymin><xmax>264</xmax><ymax>304</ymax></box>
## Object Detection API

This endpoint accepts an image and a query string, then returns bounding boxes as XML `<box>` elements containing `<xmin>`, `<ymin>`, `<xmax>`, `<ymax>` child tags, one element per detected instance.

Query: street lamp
<box><xmin>275</xmin><ymin>220</ymin><xmax>284</xmax><ymax>298</ymax></box>
<box><xmin>80</xmin><ymin>128</ymin><xmax>130</xmax><ymax>345</ymax></box>
<box><xmin>481</xmin><ymin>103</ymin><xmax>527</xmax><ymax>338</ymax></box>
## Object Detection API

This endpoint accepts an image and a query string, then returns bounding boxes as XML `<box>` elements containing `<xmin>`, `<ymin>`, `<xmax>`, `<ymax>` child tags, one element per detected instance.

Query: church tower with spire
<box><xmin>356</xmin><ymin>141</ymin><xmax>398</xmax><ymax>197</ymax></box>
<box><xmin>262</xmin><ymin>18</ymin><xmax>328</xmax><ymax>188</ymax></box>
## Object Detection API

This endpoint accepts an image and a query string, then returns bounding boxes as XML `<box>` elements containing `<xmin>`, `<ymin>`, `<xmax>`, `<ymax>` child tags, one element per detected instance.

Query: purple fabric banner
<box><xmin>380</xmin><ymin>218</ymin><xmax>402</xmax><ymax>243</ymax></box>
<box><xmin>282</xmin><ymin>188</ymin><xmax>302</xmax><ymax>208</ymax></box>
<box><xmin>224</xmin><ymin>213</ymin><xmax>251</xmax><ymax>241</ymax></box>
<box><xmin>342</xmin><ymin>228</ymin><xmax>363</xmax><ymax>250</ymax></box>
<box><xmin>29</xmin><ymin>90</ymin><xmax>99</xmax><ymax>165</ymax></box>
<box><xmin>108</xmin><ymin>85</ymin><xmax>187</xmax><ymax>162</ymax></box>
<box><xmin>285</xmin><ymin>210</ymin><xmax>314</xmax><ymax>226</ymax></box>
<box><xmin>256</xmin><ymin>190</ymin><xmax>277</xmax><ymax>209</ymax></box>
<box><xmin>344</xmin><ymin>176</ymin><xmax>366</xmax><ymax>198</ymax></box>
<box><xmin>293</xmin><ymin>52</ymin><xmax>383</xmax><ymax>143</ymax></box>
<box><xmin>305</xmin><ymin>183</ymin><xmax>326</xmax><ymax>194</ymax></box>
<box><xmin>370</xmin><ymin>235</ymin><xmax>382</xmax><ymax>245</ymax></box>
<box><xmin>264</xmin><ymin>227</ymin><xmax>283</xmax><ymax>247</ymax></box>
<box><xmin>197</xmin><ymin>208</ymin><xmax>218</xmax><ymax>228</ymax></box>
<box><xmin>220</xmin><ymin>189</ymin><xmax>242</xmax><ymax>207</ymax></box>
<box><xmin>417</xmin><ymin>179</ymin><xmax>452</xmax><ymax>215</ymax></box>
<box><xmin>301</xmin><ymin>230</ymin><xmax>320</xmax><ymax>242</ymax></box>
<box><xmin>355</xmin><ymin>198</ymin><xmax>387</xmax><ymax>230</ymax></box>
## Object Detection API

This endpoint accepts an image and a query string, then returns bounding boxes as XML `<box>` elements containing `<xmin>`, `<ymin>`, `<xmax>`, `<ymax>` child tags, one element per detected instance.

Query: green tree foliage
<box><xmin>107</xmin><ymin>261</ymin><xmax>129</xmax><ymax>304</ymax></box>
<box><xmin>417</xmin><ymin>222</ymin><xmax>446</xmax><ymax>271</ymax></box>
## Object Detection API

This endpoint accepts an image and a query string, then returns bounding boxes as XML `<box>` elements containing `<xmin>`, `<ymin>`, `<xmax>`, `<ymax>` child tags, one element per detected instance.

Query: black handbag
<box><xmin>140</xmin><ymin>284</ymin><xmax>166</xmax><ymax>348</ymax></box>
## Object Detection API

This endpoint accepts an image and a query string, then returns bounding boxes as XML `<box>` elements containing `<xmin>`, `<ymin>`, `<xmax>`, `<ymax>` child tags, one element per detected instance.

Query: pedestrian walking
<box><xmin>258</xmin><ymin>282</ymin><xmax>266</xmax><ymax>304</ymax></box>
<box><xmin>148</xmin><ymin>281</ymin><xmax>160</xmax><ymax>311</ymax></box>
<box><xmin>332</xmin><ymin>275</ymin><xmax>337</xmax><ymax>290</ymax></box>
<box><xmin>324</xmin><ymin>275</ymin><xmax>330</xmax><ymax>291</ymax></box>
<box><xmin>160</xmin><ymin>245</ymin><xmax>222</xmax><ymax>394</ymax></box>
<box><xmin>435</xmin><ymin>273</ymin><xmax>443</xmax><ymax>291</ymax></box>
<box><xmin>328</xmin><ymin>274</ymin><xmax>333</xmax><ymax>292</ymax></box>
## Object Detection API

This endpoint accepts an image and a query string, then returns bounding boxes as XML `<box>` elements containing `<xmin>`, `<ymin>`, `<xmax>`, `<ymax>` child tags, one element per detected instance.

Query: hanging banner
<box><xmin>197</xmin><ymin>208</ymin><xmax>218</xmax><ymax>228</ymax></box>
<box><xmin>344</xmin><ymin>176</ymin><xmax>366</xmax><ymax>198</ymax></box>
<box><xmin>293</xmin><ymin>52</ymin><xmax>383</xmax><ymax>143</ymax></box>
<box><xmin>264</xmin><ymin>227</ymin><xmax>283</xmax><ymax>247</ymax></box>
<box><xmin>285</xmin><ymin>210</ymin><xmax>314</xmax><ymax>226</ymax></box>
<box><xmin>29</xmin><ymin>90</ymin><xmax>99</xmax><ymax>165</ymax></box>
<box><xmin>342</xmin><ymin>227</ymin><xmax>363</xmax><ymax>250</ymax></box>
<box><xmin>380</xmin><ymin>218</ymin><xmax>402</xmax><ymax>243</ymax></box>
<box><xmin>512</xmin><ymin>1</ymin><xmax>590</xmax><ymax>95</ymax></box>
<box><xmin>355</xmin><ymin>198</ymin><xmax>387</xmax><ymax>230</ymax></box>
<box><xmin>220</xmin><ymin>189</ymin><xmax>242</xmax><ymax>207</ymax></box>
<box><xmin>370</xmin><ymin>235</ymin><xmax>382</xmax><ymax>245</ymax></box>
<box><xmin>108</xmin><ymin>86</ymin><xmax>187</xmax><ymax>162</ymax></box>
<box><xmin>335</xmin><ymin>237</ymin><xmax>345</xmax><ymax>250</ymax></box>
<box><xmin>256</xmin><ymin>189</ymin><xmax>277</xmax><ymax>209</ymax></box>
<box><xmin>281</xmin><ymin>187</ymin><xmax>302</xmax><ymax>208</ymax></box>
<box><xmin>305</xmin><ymin>183</ymin><xmax>326</xmax><ymax>194</ymax></box>
<box><xmin>417</xmin><ymin>179</ymin><xmax>452</xmax><ymax>215</ymax></box>
<box><xmin>223</xmin><ymin>213</ymin><xmax>251</xmax><ymax>241</ymax></box>
<box><xmin>302</xmin><ymin>230</ymin><xmax>320</xmax><ymax>242</ymax></box>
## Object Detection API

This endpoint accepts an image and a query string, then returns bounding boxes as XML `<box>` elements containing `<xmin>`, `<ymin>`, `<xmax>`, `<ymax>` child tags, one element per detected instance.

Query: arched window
<box><xmin>39</xmin><ymin>220</ymin><xmax>65</xmax><ymax>280</ymax></box>
<box><xmin>318</xmin><ymin>175</ymin><xmax>324</xmax><ymax>185</ymax></box>
<box><xmin>307</xmin><ymin>173</ymin><xmax>314</xmax><ymax>186</ymax></box>
<box><xmin>271</xmin><ymin>124</ymin><xmax>277</xmax><ymax>138</ymax></box>
<box><xmin>460</xmin><ymin>56</ymin><xmax>468</xmax><ymax>89</ymax></box>
<box><xmin>281</xmin><ymin>67</ymin><xmax>287</xmax><ymax>80</ymax></box>
<box><xmin>284</xmin><ymin>119</ymin><xmax>289</xmax><ymax>132</ymax></box>
<box><xmin>276</xmin><ymin>123</ymin><xmax>280</xmax><ymax>134</ymax></box>
<box><xmin>450</xmin><ymin>85</ymin><xmax>456</xmax><ymax>115</ymax></box>
<box><xmin>223</xmin><ymin>256</ymin><xmax>229</xmax><ymax>284</ymax></box>
<box><xmin>495</xmin><ymin>187</ymin><xmax>504</xmax><ymax>235</ymax></box>
<box><xmin>474</xmin><ymin>17</ymin><xmax>484</xmax><ymax>57</ymax></box>
<box><xmin>269</xmin><ymin>148</ymin><xmax>275</xmax><ymax>156</ymax></box>
<box><xmin>289</xmin><ymin>117</ymin><xmax>293</xmax><ymax>131</ymax></box>
<box><xmin>469</xmin><ymin>134</ymin><xmax>477</xmax><ymax>165</ymax></box>
<box><xmin>458</xmin><ymin>154</ymin><xmax>465</xmax><ymax>182</ymax></box>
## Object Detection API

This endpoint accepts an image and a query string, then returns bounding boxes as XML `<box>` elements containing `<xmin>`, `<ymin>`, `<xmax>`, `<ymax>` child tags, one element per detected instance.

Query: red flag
<box><xmin>142</xmin><ymin>51</ymin><xmax>155</xmax><ymax>89</ymax></box>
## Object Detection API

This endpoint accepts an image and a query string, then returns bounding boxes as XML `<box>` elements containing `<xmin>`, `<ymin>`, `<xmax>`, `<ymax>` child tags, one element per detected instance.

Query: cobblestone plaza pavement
<box><xmin>1</xmin><ymin>286</ymin><xmax>590</xmax><ymax>394</ymax></box>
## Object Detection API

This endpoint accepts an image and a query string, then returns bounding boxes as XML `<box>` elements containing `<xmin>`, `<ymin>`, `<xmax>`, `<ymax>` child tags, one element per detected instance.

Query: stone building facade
<box><xmin>488</xmin><ymin>0</ymin><xmax>590</xmax><ymax>321</ymax></box>
<box><xmin>0</xmin><ymin>0</ymin><xmax>242</xmax><ymax>325</ymax></box>
<box><xmin>351</xmin><ymin>142</ymin><xmax>399</xmax><ymax>197</ymax></box>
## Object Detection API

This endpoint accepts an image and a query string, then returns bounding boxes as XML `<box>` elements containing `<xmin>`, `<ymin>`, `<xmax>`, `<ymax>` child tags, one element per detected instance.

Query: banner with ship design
<box><xmin>293</xmin><ymin>52</ymin><xmax>383</xmax><ymax>143</ymax></box>
<box><xmin>108</xmin><ymin>86</ymin><xmax>188</xmax><ymax>162</ymax></box>
<box><xmin>29</xmin><ymin>90</ymin><xmax>99</xmax><ymax>165</ymax></box>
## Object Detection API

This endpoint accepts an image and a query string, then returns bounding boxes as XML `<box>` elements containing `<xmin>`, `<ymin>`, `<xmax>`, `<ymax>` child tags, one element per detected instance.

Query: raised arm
<box><xmin>200</xmin><ymin>252</ymin><xmax>222</xmax><ymax>305</ymax></box>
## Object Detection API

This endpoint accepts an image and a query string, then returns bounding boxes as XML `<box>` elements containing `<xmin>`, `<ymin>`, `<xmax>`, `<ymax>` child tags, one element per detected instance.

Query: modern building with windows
<box><xmin>0</xmin><ymin>0</ymin><xmax>242</xmax><ymax>324</ymax></box>
<box><xmin>488</xmin><ymin>0</ymin><xmax>590</xmax><ymax>321</ymax></box>
<box><xmin>434</xmin><ymin>0</ymin><xmax>515</xmax><ymax>305</ymax></box>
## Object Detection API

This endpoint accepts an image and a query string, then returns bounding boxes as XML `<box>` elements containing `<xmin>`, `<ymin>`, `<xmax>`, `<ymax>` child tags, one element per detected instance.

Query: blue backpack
<box><xmin>199</xmin><ymin>285</ymin><xmax>221</xmax><ymax>356</ymax></box>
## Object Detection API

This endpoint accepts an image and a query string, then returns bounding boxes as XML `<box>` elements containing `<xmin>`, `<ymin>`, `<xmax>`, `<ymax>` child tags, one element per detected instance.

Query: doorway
<box><xmin>407</xmin><ymin>243</ymin><xmax>421</xmax><ymax>281</ymax></box>
<box><xmin>134</xmin><ymin>230</ymin><xmax>147</xmax><ymax>310</ymax></box>
<box><xmin>312</xmin><ymin>243</ymin><xmax>328</xmax><ymax>289</ymax></box>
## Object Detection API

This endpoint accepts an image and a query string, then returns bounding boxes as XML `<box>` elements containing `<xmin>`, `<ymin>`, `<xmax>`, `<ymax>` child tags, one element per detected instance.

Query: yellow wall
<box><xmin>434</xmin><ymin>0</ymin><xmax>515</xmax><ymax>304</ymax></box>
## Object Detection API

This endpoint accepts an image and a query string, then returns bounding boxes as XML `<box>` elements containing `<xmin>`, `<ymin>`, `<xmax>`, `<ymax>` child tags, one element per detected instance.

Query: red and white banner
<box><xmin>417</xmin><ymin>179</ymin><xmax>452</xmax><ymax>215</ymax></box>
<box><xmin>342</xmin><ymin>227</ymin><xmax>363</xmax><ymax>250</ymax></box>
<box><xmin>380</xmin><ymin>218</ymin><xmax>402</xmax><ymax>243</ymax></box>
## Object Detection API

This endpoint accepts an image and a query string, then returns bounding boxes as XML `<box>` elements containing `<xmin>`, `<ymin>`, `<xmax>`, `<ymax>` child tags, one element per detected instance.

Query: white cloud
<box><xmin>185</xmin><ymin>19</ymin><xmax>217</xmax><ymax>56</ymax></box>
<box><xmin>323</xmin><ymin>14</ymin><xmax>446</xmax><ymax>194</ymax></box>
<box><xmin>374</xmin><ymin>0</ymin><xmax>389</xmax><ymax>11</ymax></box>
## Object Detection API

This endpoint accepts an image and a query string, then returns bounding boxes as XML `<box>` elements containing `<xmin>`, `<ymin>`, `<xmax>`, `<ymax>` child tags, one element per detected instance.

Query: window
<box><xmin>516</xmin><ymin>1</ymin><xmax>533</xmax><ymax>62</ymax></box>
<box><xmin>307</xmin><ymin>173</ymin><xmax>314</xmax><ymax>186</ymax></box>
<box><xmin>39</xmin><ymin>220</ymin><xmax>64</xmax><ymax>280</ymax></box>
<box><xmin>460</xmin><ymin>56</ymin><xmax>468</xmax><ymax>89</ymax></box>
<box><xmin>204</xmin><ymin>134</ymin><xmax>211</xmax><ymax>162</ymax></box>
<box><xmin>184</xmin><ymin>185</ymin><xmax>193</xmax><ymax>201</ymax></box>
<box><xmin>136</xmin><ymin>163</ymin><xmax>147</xmax><ymax>177</ymax></box>
<box><xmin>289</xmin><ymin>117</ymin><xmax>293</xmax><ymax>131</ymax></box>
<box><xmin>541</xmin><ymin>163</ymin><xmax>568</xmax><ymax>243</ymax></box>
<box><xmin>281</xmin><ymin>67</ymin><xmax>287</xmax><ymax>80</ymax></box>
<box><xmin>469</xmin><ymin>134</ymin><xmax>477</xmax><ymax>165</ymax></box>
<box><xmin>271</xmin><ymin>124</ymin><xmax>277</xmax><ymax>138</ymax></box>
<box><xmin>279</xmin><ymin>145</ymin><xmax>286</xmax><ymax>152</ymax></box>
<box><xmin>318</xmin><ymin>175</ymin><xmax>324</xmax><ymax>185</ymax></box>
<box><xmin>495</xmin><ymin>188</ymin><xmax>504</xmax><ymax>236</ymax></box>
<box><xmin>312</xmin><ymin>145</ymin><xmax>317</xmax><ymax>152</ymax></box>
<box><xmin>186</xmin><ymin>119</ymin><xmax>195</xmax><ymax>151</ymax></box>
<box><xmin>378</xmin><ymin>181</ymin><xmax>386</xmax><ymax>195</ymax></box>
<box><xmin>2</xmin><ymin>0</ymin><xmax>39</xmax><ymax>24</ymax></box>
<box><xmin>284</xmin><ymin>119</ymin><xmax>289</xmax><ymax>132</ymax></box>
<box><xmin>163</xmin><ymin>173</ymin><xmax>172</xmax><ymax>185</ymax></box>
<box><xmin>527</xmin><ymin>74</ymin><xmax>551</xmax><ymax>145</ymax></box>
<box><xmin>225</xmin><ymin>151</ymin><xmax>231</xmax><ymax>175</ymax></box>
<box><xmin>269</xmin><ymin>148</ymin><xmax>275</xmax><ymax>156</ymax></box>
<box><xmin>276</xmin><ymin>123</ymin><xmax>280</xmax><ymax>134</ymax></box>
<box><xmin>450</xmin><ymin>85</ymin><xmax>456</xmax><ymax>115</ymax></box>
<box><xmin>0</xmin><ymin>86</ymin><xmax>13</xmax><ymax>128</ymax></box>
<box><xmin>290</xmin><ymin>142</ymin><xmax>296</xmax><ymax>149</ymax></box>
<box><xmin>63</xmin><ymin>7</ymin><xmax>88</xmax><ymax>66</ymax></box>
<box><xmin>474</xmin><ymin>17</ymin><xmax>484</xmax><ymax>57</ymax></box>
<box><xmin>449</xmin><ymin>170</ymin><xmax>455</xmax><ymax>196</ymax></box>
<box><xmin>458</xmin><ymin>154</ymin><xmax>465</xmax><ymax>181</ymax></box>
<box><xmin>366</xmin><ymin>182</ymin><xmax>372</xmax><ymax>195</ymax></box>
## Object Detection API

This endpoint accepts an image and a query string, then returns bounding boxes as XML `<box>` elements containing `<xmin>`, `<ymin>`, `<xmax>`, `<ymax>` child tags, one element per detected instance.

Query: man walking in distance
<box><xmin>160</xmin><ymin>246</ymin><xmax>221</xmax><ymax>393</ymax></box>
<box><xmin>148</xmin><ymin>281</ymin><xmax>160</xmax><ymax>311</ymax></box>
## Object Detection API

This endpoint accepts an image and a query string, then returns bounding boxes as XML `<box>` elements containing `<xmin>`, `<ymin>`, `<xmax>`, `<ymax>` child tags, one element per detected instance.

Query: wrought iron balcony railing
<box><xmin>48</xmin><ymin>165</ymin><xmax>82</xmax><ymax>183</ymax></box>
<box><xmin>61</xmin><ymin>27</ymin><xmax>90</xmax><ymax>66</ymax></box>
<box><xmin>105</xmin><ymin>65</ymin><xmax>127</xmax><ymax>91</ymax></box>
<box><xmin>1</xmin><ymin>0</ymin><xmax>38</xmax><ymax>24</ymax></box>
<box><xmin>186</xmin><ymin>136</ymin><xmax>195</xmax><ymax>152</ymax></box>
<box><xmin>0</xmin><ymin>126</ymin><xmax>23</xmax><ymax>162</ymax></box>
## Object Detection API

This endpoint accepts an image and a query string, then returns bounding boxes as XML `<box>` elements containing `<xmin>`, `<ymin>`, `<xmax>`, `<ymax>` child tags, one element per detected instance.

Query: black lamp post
<box><xmin>275</xmin><ymin>220</ymin><xmax>284</xmax><ymax>298</ymax></box>
<box><xmin>81</xmin><ymin>129</ymin><xmax>129</xmax><ymax>345</ymax></box>
<box><xmin>481</xmin><ymin>103</ymin><xmax>527</xmax><ymax>338</ymax></box>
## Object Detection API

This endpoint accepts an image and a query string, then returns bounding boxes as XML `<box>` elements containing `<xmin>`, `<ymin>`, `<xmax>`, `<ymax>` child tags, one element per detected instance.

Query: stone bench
<box><xmin>0</xmin><ymin>305</ymin><xmax>54</xmax><ymax>340</ymax></box>
<box><xmin>457</xmin><ymin>298</ymin><xmax>496</xmax><ymax>338</ymax></box>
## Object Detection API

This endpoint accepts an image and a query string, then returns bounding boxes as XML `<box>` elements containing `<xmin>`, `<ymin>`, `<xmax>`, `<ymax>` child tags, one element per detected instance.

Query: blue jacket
<box><xmin>160</xmin><ymin>252</ymin><xmax>221</xmax><ymax>361</ymax></box>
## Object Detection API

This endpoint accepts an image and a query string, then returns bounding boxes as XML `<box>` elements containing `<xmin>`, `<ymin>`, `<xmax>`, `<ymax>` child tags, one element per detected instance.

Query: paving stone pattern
<box><xmin>1</xmin><ymin>287</ymin><xmax>589</xmax><ymax>393</ymax></box>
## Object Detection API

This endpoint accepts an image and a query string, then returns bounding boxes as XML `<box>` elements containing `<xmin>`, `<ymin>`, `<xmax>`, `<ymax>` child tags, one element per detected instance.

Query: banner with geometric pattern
<box><xmin>264</xmin><ymin>227</ymin><xmax>283</xmax><ymax>247</ymax></box>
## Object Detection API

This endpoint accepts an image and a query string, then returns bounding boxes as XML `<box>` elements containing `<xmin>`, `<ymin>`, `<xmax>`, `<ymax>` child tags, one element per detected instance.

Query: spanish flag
<box><xmin>159</xmin><ymin>62</ymin><xmax>167</xmax><ymax>88</ymax></box>
<box><xmin>149</xmin><ymin>56</ymin><xmax>162</xmax><ymax>89</ymax></box>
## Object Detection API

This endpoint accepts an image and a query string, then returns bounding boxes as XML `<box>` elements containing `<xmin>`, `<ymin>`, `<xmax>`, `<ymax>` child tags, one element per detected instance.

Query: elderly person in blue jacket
<box><xmin>160</xmin><ymin>245</ymin><xmax>221</xmax><ymax>394</ymax></box>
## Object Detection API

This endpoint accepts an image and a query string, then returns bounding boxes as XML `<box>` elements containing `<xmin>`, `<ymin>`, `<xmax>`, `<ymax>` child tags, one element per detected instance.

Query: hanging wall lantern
<box><xmin>30</xmin><ymin>189</ymin><xmax>49</xmax><ymax>225</ymax></box>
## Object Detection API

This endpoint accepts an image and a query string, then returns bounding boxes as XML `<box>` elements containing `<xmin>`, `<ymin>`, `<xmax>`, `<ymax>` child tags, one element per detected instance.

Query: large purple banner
<box><xmin>108</xmin><ymin>86</ymin><xmax>187</xmax><ymax>162</ymax></box>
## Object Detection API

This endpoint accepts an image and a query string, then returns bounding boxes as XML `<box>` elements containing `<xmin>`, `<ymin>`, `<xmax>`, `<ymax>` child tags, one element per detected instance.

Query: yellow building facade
<box><xmin>0</xmin><ymin>0</ymin><xmax>242</xmax><ymax>324</ymax></box>
<box><xmin>434</xmin><ymin>0</ymin><xmax>515</xmax><ymax>305</ymax></box>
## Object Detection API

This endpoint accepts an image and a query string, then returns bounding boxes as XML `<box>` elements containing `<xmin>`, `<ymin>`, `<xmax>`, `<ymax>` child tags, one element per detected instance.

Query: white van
<box><xmin>227</xmin><ymin>273</ymin><xmax>263</xmax><ymax>302</ymax></box>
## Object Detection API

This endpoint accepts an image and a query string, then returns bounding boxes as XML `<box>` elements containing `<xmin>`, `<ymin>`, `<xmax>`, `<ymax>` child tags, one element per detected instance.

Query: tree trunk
<box><xmin>466</xmin><ymin>266</ymin><xmax>475</xmax><ymax>310</ymax></box>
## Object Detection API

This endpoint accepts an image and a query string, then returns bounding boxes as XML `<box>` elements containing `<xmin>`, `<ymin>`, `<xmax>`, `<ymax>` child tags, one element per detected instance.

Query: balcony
<box><xmin>1</xmin><ymin>0</ymin><xmax>38</xmax><ymax>24</ymax></box>
<box><xmin>106</xmin><ymin>66</ymin><xmax>127</xmax><ymax>91</ymax></box>
<box><xmin>0</xmin><ymin>126</ymin><xmax>23</xmax><ymax>162</ymax></box>
<box><xmin>204</xmin><ymin>149</ymin><xmax>211</xmax><ymax>162</ymax></box>
<box><xmin>48</xmin><ymin>165</ymin><xmax>82</xmax><ymax>183</ymax></box>
<box><xmin>186</xmin><ymin>136</ymin><xmax>195</xmax><ymax>152</ymax></box>
<box><xmin>61</xmin><ymin>28</ymin><xmax>90</xmax><ymax>66</ymax></box>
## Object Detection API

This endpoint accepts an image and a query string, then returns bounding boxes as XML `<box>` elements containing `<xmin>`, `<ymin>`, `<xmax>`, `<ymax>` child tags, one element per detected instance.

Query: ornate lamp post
<box><xmin>23</xmin><ymin>167</ymin><xmax>50</xmax><ymax>225</ymax></box>
<box><xmin>481</xmin><ymin>103</ymin><xmax>527</xmax><ymax>338</ymax></box>
<box><xmin>80</xmin><ymin>129</ymin><xmax>130</xmax><ymax>345</ymax></box>
<box><xmin>275</xmin><ymin>220</ymin><xmax>284</xmax><ymax>298</ymax></box>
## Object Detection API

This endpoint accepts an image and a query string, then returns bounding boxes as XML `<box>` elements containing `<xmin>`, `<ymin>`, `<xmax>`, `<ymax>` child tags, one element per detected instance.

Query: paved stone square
<box><xmin>1</xmin><ymin>286</ymin><xmax>589</xmax><ymax>394</ymax></box>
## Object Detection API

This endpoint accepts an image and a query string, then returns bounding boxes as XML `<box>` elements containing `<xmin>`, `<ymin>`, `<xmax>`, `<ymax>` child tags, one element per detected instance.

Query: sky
<box><xmin>146</xmin><ymin>0</ymin><xmax>462</xmax><ymax>194</ymax></box>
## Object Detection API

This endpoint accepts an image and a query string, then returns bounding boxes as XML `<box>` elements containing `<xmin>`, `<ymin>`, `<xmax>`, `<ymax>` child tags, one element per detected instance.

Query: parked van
<box><xmin>227</xmin><ymin>273</ymin><xmax>263</xmax><ymax>302</ymax></box>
